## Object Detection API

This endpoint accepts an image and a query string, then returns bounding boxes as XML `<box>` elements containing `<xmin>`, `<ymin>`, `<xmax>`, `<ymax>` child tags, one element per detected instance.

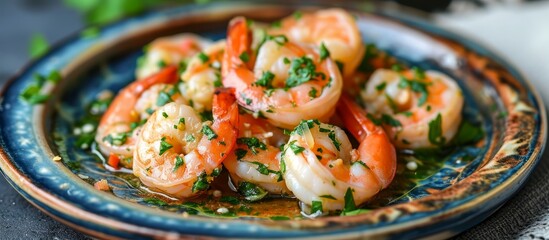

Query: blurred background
<box><xmin>1</xmin><ymin>0</ymin><xmax>549</xmax><ymax>239</ymax></box>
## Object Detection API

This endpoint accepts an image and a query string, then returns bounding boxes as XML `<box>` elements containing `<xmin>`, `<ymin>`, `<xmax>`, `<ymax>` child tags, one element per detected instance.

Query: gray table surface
<box><xmin>0</xmin><ymin>1</ymin><xmax>548</xmax><ymax>239</ymax></box>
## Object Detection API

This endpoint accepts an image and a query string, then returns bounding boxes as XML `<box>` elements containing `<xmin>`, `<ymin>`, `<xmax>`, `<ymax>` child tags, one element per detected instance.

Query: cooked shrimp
<box><xmin>269</xmin><ymin>9</ymin><xmax>364</xmax><ymax>78</ymax></box>
<box><xmin>136</xmin><ymin>34</ymin><xmax>212</xmax><ymax>79</ymax></box>
<box><xmin>360</xmin><ymin>68</ymin><xmax>464</xmax><ymax>148</ymax></box>
<box><xmin>223</xmin><ymin>17</ymin><xmax>343</xmax><ymax>129</ymax></box>
<box><xmin>223</xmin><ymin>113</ymin><xmax>290</xmax><ymax>198</ymax></box>
<box><xmin>95</xmin><ymin>67</ymin><xmax>180</xmax><ymax>167</ymax></box>
<box><xmin>133</xmin><ymin>89</ymin><xmax>239</xmax><ymax>198</ymax></box>
<box><xmin>282</xmin><ymin>94</ymin><xmax>396</xmax><ymax>212</ymax></box>
<box><xmin>179</xmin><ymin>41</ymin><xmax>225</xmax><ymax>112</ymax></box>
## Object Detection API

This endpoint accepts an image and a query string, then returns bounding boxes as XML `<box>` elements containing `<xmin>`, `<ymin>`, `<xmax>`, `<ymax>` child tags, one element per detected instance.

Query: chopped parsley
<box><xmin>173</xmin><ymin>156</ymin><xmax>184</xmax><ymax>172</ymax></box>
<box><xmin>367</xmin><ymin>113</ymin><xmax>402</xmax><ymax>127</ymax></box>
<box><xmin>197</xmin><ymin>52</ymin><xmax>209</xmax><ymax>63</ymax></box>
<box><xmin>320</xmin><ymin>195</ymin><xmax>336</xmax><ymax>200</ymax></box>
<box><xmin>343</xmin><ymin>188</ymin><xmax>356</xmax><ymax>212</ymax></box>
<box><xmin>103</xmin><ymin>132</ymin><xmax>129</xmax><ymax>146</ymax></box>
<box><xmin>234</xmin><ymin>148</ymin><xmax>247</xmax><ymax>161</ymax></box>
<box><xmin>185</xmin><ymin>134</ymin><xmax>195</xmax><ymax>142</ymax></box>
<box><xmin>213</xmin><ymin>73</ymin><xmax>222</xmax><ymax>87</ymax></box>
<box><xmin>239</xmin><ymin>52</ymin><xmax>250</xmax><ymax>62</ymax></box>
<box><xmin>267</xmin><ymin>34</ymin><xmax>289</xmax><ymax>46</ymax></box>
<box><xmin>428</xmin><ymin>113</ymin><xmax>446</xmax><ymax>146</ymax></box>
<box><xmin>238</xmin><ymin>182</ymin><xmax>268</xmax><ymax>202</ymax></box>
<box><xmin>162</xmin><ymin>112</ymin><xmax>168</xmax><ymax>118</ymax></box>
<box><xmin>286</xmin><ymin>56</ymin><xmax>318</xmax><ymax>88</ymax></box>
<box><xmin>201</xmin><ymin>125</ymin><xmax>217</xmax><ymax>140</ymax></box>
<box><xmin>220</xmin><ymin>196</ymin><xmax>240</xmax><ymax>205</ymax></box>
<box><xmin>311</xmin><ymin>200</ymin><xmax>323</xmax><ymax>214</ymax></box>
<box><xmin>328</xmin><ymin>131</ymin><xmax>341</xmax><ymax>151</ymax></box>
<box><xmin>293</xmin><ymin>11</ymin><xmax>303</xmax><ymax>20</ymax></box>
<box><xmin>375</xmin><ymin>82</ymin><xmax>387</xmax><ymax>91</ymax></box>
<box><xmin>159</xmin><ymin>137</ymin><xmax>173</xmax><ymax>155</ymax></box>
<box><xmin>335</xmin><ymin>60</ymin><xmax>344</xmax><ymax>73</ymax></box>
<box><xmin>288</xmin><ymin>140</ymin><xmax>305</xmax><ymax>154</ymax></box>
<box><xmin>398</xmin><ymin>76</ymin><xmax>429</xmax><ymax>106</ymax></box>
<box><xmin>319</xmin><ymin>42</ymin><xmax>330</xmax><ymax>61</ymax></box>
<box><xmin>271</xmin><ymin>20</ymin><xmax>281</xmax><ymax>28</ymax></box>
<box><xmin>192</xmin><ymin>172</ymin><xmax>210</xmax><ymax>192</ymax></box>
<box><xmin>237</xmin><ymin>137</ymin><xmax>267</xmax><ymax>154</ymax></box>
<box><xmin>255</xmin><ymin>71</ymin><xmax>275</xmax><ymax>88</ymax></box>
<box><xmin>308</xmin><ymin>87</ymin><xmax>318</xmax><ymax>99</ymax></box>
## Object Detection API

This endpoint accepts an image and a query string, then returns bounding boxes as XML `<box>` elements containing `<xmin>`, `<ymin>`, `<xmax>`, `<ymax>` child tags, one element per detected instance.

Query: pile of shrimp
<box><xmin>95</xmin><ymin>9</ymin><xmax>464</xmax><ymax>215</ymax></box>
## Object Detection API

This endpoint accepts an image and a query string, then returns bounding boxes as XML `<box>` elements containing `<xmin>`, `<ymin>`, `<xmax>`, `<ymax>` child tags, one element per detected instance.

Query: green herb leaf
<box><xmin>289</xmin><ymin>140</ymin><xmax>305</xmax><ymax>154</ymax></box>
<box><xmin>343</xmin><ymin>188</ymin><xmax>356</xmax><ymax>212</ymax></box>
<box><xmin>235</xmin><ymin>148</ymin><xmax>248</xmax><ymax>160</ymax></box>
<box><xmin>173</xmin><ymin>156</ymin><xmax>184</xmax><ymax>172</ymax></box>
<box><xmin>311</xmin><ymin>200</ymin><xmax>323</xmax><ymax>214</ymax></box>
<box><xmin>185</xmin><ymin>134</ymin><xmax>195</xmax><ymax>142</ymax></box>
<box><xmin>29</xmin><ymin>34</ymin><xmax>49</xmax><ymax>58</ymax></box>
<box><xmin>239</xmin><ymin>52</ymin><xmax>250</xmax><ymax>62</ymax></box>
<box><xmin>202</xmin><ymin>125</ymin><xmax>217</xmax><ymax>140</ymax></box>
<box><xmin>319</xmin><ymin>42</ymin><xmax>330</xmax><ymax>61</ymax></box>
<box><xmin>452</xmin><ymin>121</ymin><xmax>484</xmax><ymax>145</ymax></box>
<box><xmin>81</xmin><ymin>26</ymin><xmax>100</xmax><ymax>38</ymax></box>
<box><xmin>237</xmin><ymin>137</ymin><xmax>267</xmax><ymax>154</ymax></box>
<box><xmin>320</xmin><ymin>195</ymin><xmax>336</xmax><ymax>200</ymax></box>
<box><xmin>255</xmin><ymin>71</ymin><xmax>275</xmax><ymax>88</ymax></box>
<box><xmin>198</xmin><ymin>52</ymin><xmax>209</xmax><ymax>63</ymax></box>
<box><xmin>428</xmin><ymin>113</ymin><xmax>446</xmax><ymax>146</ymax></box>
<box><xmin>286</xmin><ymin>56</ymin><xmax>317</xmax><ymax>88</ymax></box>
<box><xmin>375</xmin><ymin>82</ymin><xmax>386</xmax><ymax>91</ymax></box>
<box><xmin>328</xmin><ymin>131</ymin><xmax>341</xmax><ymax>151</ymax></box>
<box><xmin>308</xmin><ymin>87</ymin><xmax>318</xmax><ymax>99</ymax></box>
<box><xmin>191</xmin><ymin>172</ymin><xmax>210</xmax><ymax>192</ymax></box>
<box><xmin>220</xmin><ymin>196</ymin><xmax>240</xmax><ymax>205</ymax></box>
<box><xmin>159</xmin><ymin>137</ymin><xmax>173</xmax><ymax>155</ymax></box>
<box><xmin>238</xmin><ymin>182</ymin><xmax>268</xmax><ymax>202</ymax></box>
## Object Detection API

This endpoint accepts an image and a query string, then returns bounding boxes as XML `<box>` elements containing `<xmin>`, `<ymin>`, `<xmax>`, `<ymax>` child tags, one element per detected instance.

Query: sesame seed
<box><xmin>52</xmin><ymin>156</ymin><xmax>62</xmax><ymax>161</ymax></box>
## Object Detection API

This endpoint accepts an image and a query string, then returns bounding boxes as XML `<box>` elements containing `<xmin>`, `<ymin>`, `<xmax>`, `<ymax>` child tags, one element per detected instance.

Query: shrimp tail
<box><xmin>222</xmin><ymin>17</ymin><xmax>255</xmax><ymax>91</ymax></box>
<box><xmin>203</xmin><ymin>88</ymin><xmax>239</xmax><ymax>168</ymax></box>
<box><xmin>337</xmin><ymin>93</ymin><xmax>397</xmax><ymax>188</ymax></box>
<box><xmin>99</xmin><ymin>66</ymin><xmax>179</xmax><ymax>128</ymax></box>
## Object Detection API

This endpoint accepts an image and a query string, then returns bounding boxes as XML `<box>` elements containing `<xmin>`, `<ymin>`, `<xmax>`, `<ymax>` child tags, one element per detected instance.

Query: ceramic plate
<box><xmin>0</xmin><ymin>2</ymin><xmax>545</xmax><ymax>239</ymax></box>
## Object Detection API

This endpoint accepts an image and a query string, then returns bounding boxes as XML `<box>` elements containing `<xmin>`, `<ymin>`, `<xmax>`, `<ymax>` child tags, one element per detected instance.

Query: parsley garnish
<box><xmin>319</xmin><ymin>42</ymin><xmax>330</xmax><ymax>61</ymax></box>
<box><xmin>185</xmin><ymin>134</ymin><xmax>195</xmax><ymax>142</ymax></box>
<box><xmin>238</xmin><ymin>182</ymin><xmax>268</xmax><ymax>202</ymax></box>
<box><xmin>237</xmin><ymin>137</ymin><xmax>267</xmax><ymax>154</ymax></box>
<box><xmin>289</xmin><ymin>140</ymin><xmax>305</xmax><ymax>154</ymax></box>
<box><xmin>398</xmin><ymin>76</ymin><xmax>429</xmax><ymax>106</ymax></box>
<box><xmin>173</xmin><ymin>156</ymin><xmax>184</xmax><ymax>172</ymax></box>
<box><xmin>239</xmin><ymin>52</ymin><xmax>250</xmax><ymax>62</ymax></box>
<box><xmin>255</xmin><ymin>71</ymin><xmax>275</xmax><ymax>88</ymax></box>
<box><xmin>235</xmin><ymin>148</ymin><xmax>248</xmax><ymax>160</ymax></box>
<box><xmin>286</xmin><ymin>56</ymin><xmax>318</xmax><ymax>88</ymax></box>
<box><xmin>191</xmin><ymin>172</ymin><xmax>209</xmax><ymax>192</ymax></box>
<box><xmin>428</xmin><ymin>113</ymin><xmax>446</xmax><ymax>146</ymax></box>
<box><xmin>293</xmin><ymin>11</ymin><xmax>303</xmax><ymax>20</ymax></box>
<box><xmin>343</xmin><ymin>188</ymin><xmax>356</xmax><ymax>212</ymax></box>
<box><xmin>197</xmin><ymin>52</ymin><xmax>209</xmax><ymax>63</ymax></box>
<box><xmin>328</xmin><ymin>131</ymin><xmax>341</xmax><ymax>151</ymax></box>
<box><xmin>201</xmin><ymin>125</ymin><xmax>217</xmax><ymax>140</ymax></box>
<box><xmin>159</xmin><ymin>137</ymin><xmax>173</xmax><ymax>155</ymax></box>
<box><xmin>308</xmin><ymin>87</ymin><xmax>318</xmax><ymax>99</ymax></box>
<box><xmin>320</xmin><ymin>195</ymin><xmax>336</xmax><ymax>200</ymax></box>
<box><xmin>311</xmin><ymin>201</ymin><xmax>323</xmax><ymax>214</ymax></box>
<box><xmin>375</xmin><ymin>82</ymin><xmax>387</xmax><ymax>91</ymax></box>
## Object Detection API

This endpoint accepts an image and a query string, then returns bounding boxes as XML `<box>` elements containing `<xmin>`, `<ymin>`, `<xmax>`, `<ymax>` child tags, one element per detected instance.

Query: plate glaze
<box><xmin>0</xmin><ymin>2</ymin><xmax>545</xmax><ymax>239</ymax></box>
